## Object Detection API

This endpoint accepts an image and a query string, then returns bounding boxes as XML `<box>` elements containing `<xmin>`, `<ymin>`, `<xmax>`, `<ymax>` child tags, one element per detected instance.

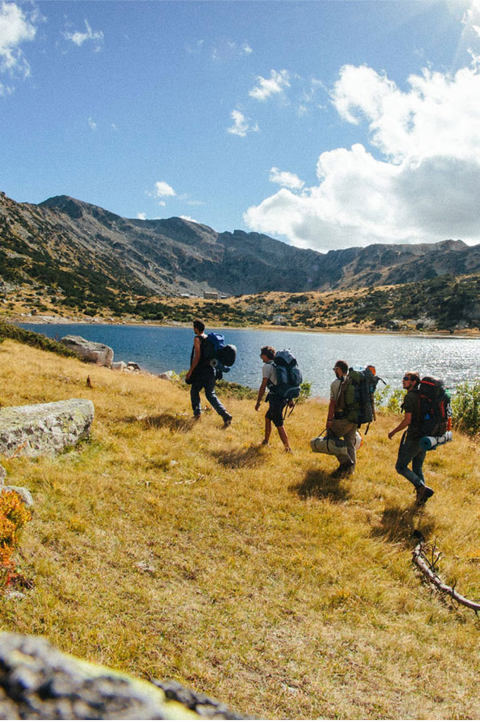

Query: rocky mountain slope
<box><xmin>1</xmin><ymin>191</ymin><xmax>480</xmax><ymax>302</ymax></box>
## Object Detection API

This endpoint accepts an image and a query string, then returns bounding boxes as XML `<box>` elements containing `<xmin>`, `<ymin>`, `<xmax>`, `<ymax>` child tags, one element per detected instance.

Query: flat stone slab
<box><xmin>0</xmin><ymin>399</ymin><xmax>94</xmax><ymax>458</ymax></box>
<box><xmin>0</xmin><ymin>633</ymin><xmax>244</xmax><ymax>720</ymax></box>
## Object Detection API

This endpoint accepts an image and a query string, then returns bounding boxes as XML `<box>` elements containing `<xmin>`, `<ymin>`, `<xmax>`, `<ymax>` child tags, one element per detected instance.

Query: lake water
<box><xmin>19</xmin><ymin>323</ymin><xmax>479</xmax><ymax>397</ymax></box>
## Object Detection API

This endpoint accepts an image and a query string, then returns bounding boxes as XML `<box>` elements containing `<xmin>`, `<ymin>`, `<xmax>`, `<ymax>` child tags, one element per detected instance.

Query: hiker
<box><xmin>326</xmin><ymin>360</ymin><xmax>357</xmax><ymax>476</ymax></box>
<box><xmin>388</xmin><ymin>372</ymin><xmax>434</xmax><ymax>504</ymax></box>
<box><xmin>255</xmin><ymin>346</ymin><xmax>292</xmax><ymax>452</ymax></box>
<box><xmin>185</xmin><ymin>319</ymin><xmax>232</xmax><ymax>427</ymax></box>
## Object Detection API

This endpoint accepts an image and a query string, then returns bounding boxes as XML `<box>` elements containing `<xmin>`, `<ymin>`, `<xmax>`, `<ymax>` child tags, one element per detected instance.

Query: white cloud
<box><xmin>269</xmin><ymin>167</ymin><xmax>305</xmax><ymax>191</ymax></box>
<box><xmin>463</xmin><ymin>0</ymin><xmax>480</xmax><ymax>38</ymax></box>
<box><xmin>242</xmin><ymin>42</ymin><xmax>253</xmax><ymax>55</ymax></box>
<box><xmin>0</xmin><ymin>1</ymin><xmax>37</xmax><ymax>91</ymax></box>
<box><xmin>227</xmin><ymin>109</ymin><xmax>259</xmax><ymax>137</ymax></box>
<box><xmin>249</xmin><ymin>69</ymin><xmax>290</xmax><ymax>101</ymax></box>
<box><xmin>64</xmin><ymin>20</ymin><xmax>104</xmax><ymax>51</ymax></box>
<box><xmin>88</xmin><ymin>117</ymin><xmax>97</xmax><ymax>131</ymax></box>
<box><xmin>245</xmin><ymin>58</ymin><xmax>480</xmax><ymax>250</ymax></box>
<box><xmin>137</xmin><ymin>212</ymin><xmax>146</xmax><ymax>220</ymax></box>
<box><xmin>154</xmin><ymin>181</ymin><xmax>176</xmax><ymax>199</ymax></box>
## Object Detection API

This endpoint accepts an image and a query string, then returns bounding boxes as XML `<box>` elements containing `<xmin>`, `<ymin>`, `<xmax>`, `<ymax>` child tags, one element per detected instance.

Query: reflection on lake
<box><xmin>20</xmin><ymin>323</ymin><xmax>480</xmax><ymax>397</ymax></box>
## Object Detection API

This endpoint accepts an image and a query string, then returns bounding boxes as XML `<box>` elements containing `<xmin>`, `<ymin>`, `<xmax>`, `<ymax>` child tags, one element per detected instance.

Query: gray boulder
<box><xmin>111</xmin><ymin>361</ymin><xmax>127</xmax><ymax>371</ymax></box>
<box><xmin>1</xmin><ymin>485</ymin><xmax>34</xmax><ymax>507</ymax></box>
<box><xmin>0</xmin><ymin>633</ymin><xmax>245</xmax><ymax>720</ymax></box>
<box><xmin>60</xmin><ymin>335</ymin><xmax>114</xmax><ymax>367</ymax></box>
<box><xmin>0</xmin><ymin>399</ymin><xmax>94</xmax><ymax>458</ymax></box>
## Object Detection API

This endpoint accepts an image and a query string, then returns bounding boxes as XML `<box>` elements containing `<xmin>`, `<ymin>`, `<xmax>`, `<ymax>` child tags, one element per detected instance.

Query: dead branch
<box><xmin>412</xmin><ymin>540</ymin><xmax>480</xmax><ymax>613</ymax></box>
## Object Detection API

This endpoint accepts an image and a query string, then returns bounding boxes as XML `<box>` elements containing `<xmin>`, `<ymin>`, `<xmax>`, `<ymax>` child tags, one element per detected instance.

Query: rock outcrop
<box><xmin>0</xmin><ymin>399</ymin><xmax>94</xmax><ymax>458</ymax></box>
<box><xmin>0</xmin><ymin>633</ymin><xmax>244</xmax><ymax>720</ymax></box>
<box><xmin>60</xmin><ymin>335</ymin><xmax>114</xmax><ymax>367</ymax></box>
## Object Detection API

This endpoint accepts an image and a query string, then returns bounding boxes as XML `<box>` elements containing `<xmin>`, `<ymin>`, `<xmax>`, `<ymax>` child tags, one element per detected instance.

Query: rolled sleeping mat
<box><xmin>419</xmin><ymin>431</ymin><xmax>453</xmax><ymax>451</ymax></box>
<box><xmin>310</xmin><ymin>435</ymin><xmax>350</xmax><ymax>458</ymax></box>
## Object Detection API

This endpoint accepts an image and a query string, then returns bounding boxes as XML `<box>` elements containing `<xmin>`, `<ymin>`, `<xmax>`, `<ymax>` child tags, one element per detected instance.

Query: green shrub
<box><xmin>374</xmin><ymin>384</ymin><xmax>404</xmax><ymax>414</ymax></box>
<box><xmin>0</xmin><ymin>321</ymin><xmax>79</xmax><ymax>359</ymax></box>
<box><xmin>452</xmin><ymin>380</ymin><xmax>480</xmax><ymax>436</ymax></box>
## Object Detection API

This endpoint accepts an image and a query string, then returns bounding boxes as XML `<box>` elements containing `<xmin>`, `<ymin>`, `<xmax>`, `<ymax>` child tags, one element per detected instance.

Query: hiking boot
<box><xmin>223</xmin><ymin>414</ymin><xmax>232</xmax><ymax>428</ymax></box>
<box><xmin>416</xmin><ymin>485</ymin><xmax>434</xmax><ymax>504</ymax></box>
<box><xmin>332</xmin><ymin>459</ymin><xmax>354</xmax><ymax>476</ymax></box>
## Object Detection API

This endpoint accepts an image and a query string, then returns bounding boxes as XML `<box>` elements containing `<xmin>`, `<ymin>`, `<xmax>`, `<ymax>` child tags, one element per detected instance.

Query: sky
<box><xmin>2</xmin><ymin>0</ymin><xmax>480</xmax><ymax>253</ymax></box>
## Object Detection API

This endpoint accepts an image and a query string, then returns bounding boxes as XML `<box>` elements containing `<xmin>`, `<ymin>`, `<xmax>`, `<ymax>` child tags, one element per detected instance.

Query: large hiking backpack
<box><xmin>417</xmin><ymin>376</ymin><xmax>452</xmax><ymax>437</ymax></box>
<box><xmin>272</xmin><ymin>349</ymin><xmax>303</xmax><ymax>400</ymax></box>
<box><xmin>341</xmin><ymin>365</ymin><xmax>383</xmax><ymax>431</ymax></box>
<box><xmin>204</xmin><ymin>332</ymin><xmax>237</xmax><ymax>374</ymax></box>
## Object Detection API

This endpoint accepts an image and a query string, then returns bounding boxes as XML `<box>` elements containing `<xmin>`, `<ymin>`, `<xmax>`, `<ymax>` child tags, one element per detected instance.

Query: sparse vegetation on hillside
<box><xmin>1</xmin><ymin>338</ymin><xmax>479</xmax><ymax>719</ymax></box>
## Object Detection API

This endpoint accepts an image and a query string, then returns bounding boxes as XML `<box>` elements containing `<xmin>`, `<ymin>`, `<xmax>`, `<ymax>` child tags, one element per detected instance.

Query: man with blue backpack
<box><xmin>255</xmin><ymin>346</ymin><xmax>302</xmax><ymax>453</ymax></box>
<box><xmin>185</xmin><ymin>319</ymin><xmax>232</xmax><ymax>427</ymax></box>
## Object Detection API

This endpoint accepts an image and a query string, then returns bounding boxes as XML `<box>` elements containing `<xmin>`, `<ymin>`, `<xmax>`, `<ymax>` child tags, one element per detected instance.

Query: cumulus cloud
<box><xmin>244</xmin><ymin>58</ymin><xmax>480</xmax><ymax>250</ymax></box>
<box><xmin>269</xmin><ymin>167</ymin><xmax>305</xmax><ymax>191</ymax></box>
<box><xmin>0</xmin><ymin>1</ymin><xmax>37</xmax><ymax>93</ymax></box>
<box><xmin>153</xmin><ymin>181</ymin><xmax>176</xmax><ymax>202</ymax></box>
<box><xmin>227</xmin><ymin>109</ymin><xmax>259</xmax><ymax>137</ymax></box>
<box><xmin>249</xmin><ymin>69</ymin><xmax>290</xmax><ymax>101</ymax></box>
<box><xmin>64</xmin><ymin>19</ymin><xmax>104</xmax><ymax>51</ymax></box>
<box><xmin>137</xmin><ymin>212</ymin><xmax>146</xmax><ymax>220</ymax></box>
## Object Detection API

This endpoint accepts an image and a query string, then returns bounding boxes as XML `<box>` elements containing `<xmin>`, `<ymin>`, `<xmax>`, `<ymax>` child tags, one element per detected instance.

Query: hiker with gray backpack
<box><xmin>255</xmin><ymin>346</ymin><xmax>303</xmax><ymax>453</ymax></box>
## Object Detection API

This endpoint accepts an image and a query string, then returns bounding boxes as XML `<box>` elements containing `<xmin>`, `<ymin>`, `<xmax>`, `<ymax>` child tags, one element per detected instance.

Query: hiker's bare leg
<box><xmin>263</xmin><ymin>417</ymin><xmax>272</xmax><ymax>445</ymax></box>
<box><xmin>277</xmin><ymin>425</ymin><xmax>291</xmax><ymax>452</ymax></box>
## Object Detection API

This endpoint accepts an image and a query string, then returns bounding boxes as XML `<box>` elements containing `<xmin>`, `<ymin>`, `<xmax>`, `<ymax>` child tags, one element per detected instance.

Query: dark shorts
<box><xmin>266</xmin><ymin>393</ymin><xmax>287</xmax><ymax>428</ymax></box>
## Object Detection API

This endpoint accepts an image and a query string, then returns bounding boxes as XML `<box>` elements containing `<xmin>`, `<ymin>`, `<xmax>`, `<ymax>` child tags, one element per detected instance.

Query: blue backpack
<box><xmin>204</xmin><ymin>332</ymin><xmax>237</xmax><ymax>374</ymax></box>
<box><xmin>272</xmin><ymin>349</ymin><xmax>303</xmax><ymax>400</ymax></box>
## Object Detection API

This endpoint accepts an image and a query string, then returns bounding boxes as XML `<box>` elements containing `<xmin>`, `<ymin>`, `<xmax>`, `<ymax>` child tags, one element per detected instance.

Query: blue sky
<box><xmin>2</xmin><ymin>0</ymin><xmax>480</xmax><ymax>251</ymax></box>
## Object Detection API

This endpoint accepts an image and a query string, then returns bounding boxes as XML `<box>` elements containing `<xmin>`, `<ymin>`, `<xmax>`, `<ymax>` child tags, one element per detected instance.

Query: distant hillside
<box><xmin>1</xmin><ymin>192</ymin><xmax>480</xmax><ymax>309</ymax></box>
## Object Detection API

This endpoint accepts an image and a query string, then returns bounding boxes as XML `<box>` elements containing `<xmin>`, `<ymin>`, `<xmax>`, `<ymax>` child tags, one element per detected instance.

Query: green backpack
<box><xmin>340</xmin><ymin>366</ymin><xmax>383</xmax><ymax>430</ymax></box>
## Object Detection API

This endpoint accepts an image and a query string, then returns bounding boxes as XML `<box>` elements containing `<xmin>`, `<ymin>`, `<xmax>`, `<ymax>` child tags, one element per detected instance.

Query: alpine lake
<box><xmin>19</xmin><ymin>323</ymin><xmax>480</xmax><ymax>397</ymax></box>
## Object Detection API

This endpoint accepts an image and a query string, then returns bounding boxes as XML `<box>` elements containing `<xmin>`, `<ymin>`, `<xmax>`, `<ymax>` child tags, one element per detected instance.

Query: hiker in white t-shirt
<box><xmin>255</xmin><ymin>345</ymin><xmax>292</xmax><ymax>452</ymax></box>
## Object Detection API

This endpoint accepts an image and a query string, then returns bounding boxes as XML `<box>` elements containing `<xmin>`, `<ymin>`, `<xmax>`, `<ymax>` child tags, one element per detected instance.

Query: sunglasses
<box><xmin>403</xmin><ymin>376</ymin><xmax>411</xmax><ymax>381</ymax></box>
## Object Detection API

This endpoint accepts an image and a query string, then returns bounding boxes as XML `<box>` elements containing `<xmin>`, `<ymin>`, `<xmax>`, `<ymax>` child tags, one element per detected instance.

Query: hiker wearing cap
<box><xmin>326</xmin><ymin>360</ymin><xmax>357</xmax><ymax>476</ymax></box>
<box><xmin>255</xmin><ymin>346</ymin><xmax>292</xmax><ymax>453</ymax></box>
<box><xmin>388</xmin><ymin>372</ymin><xmax>434</xmax><ymax>504</ymax></box>
<box><xmin>186</xmin><ymin>319</ymin><xmax>232</xmax><ymax>427</ymax></box>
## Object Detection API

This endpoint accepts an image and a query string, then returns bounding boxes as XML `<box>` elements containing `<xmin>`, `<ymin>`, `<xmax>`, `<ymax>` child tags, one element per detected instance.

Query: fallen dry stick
<box><xmin>412</xmin><ymin>538</ymin><xmax>480</xmax><ymax>614</ymax></box>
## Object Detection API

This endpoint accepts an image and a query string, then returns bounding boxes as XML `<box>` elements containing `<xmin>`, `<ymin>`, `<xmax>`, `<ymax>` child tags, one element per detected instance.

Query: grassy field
<box><xmin>1</xmin><ymin>338</ymin><xmax>480</xmax><ymax>720</ymax></box>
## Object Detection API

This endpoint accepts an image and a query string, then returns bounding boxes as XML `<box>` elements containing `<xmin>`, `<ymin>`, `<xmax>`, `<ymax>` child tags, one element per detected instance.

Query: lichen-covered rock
<box><xmin>60</xmin><ymin>335</ymin><xmax>114</xmax><ymax>367</ymax></box>
<box><xmin>0</xmin><ymin>633</ymin><xmax>245</xmax><ymax>720</ymax></box>
<box><xmin>0</xmin><ymin>399</ymin><xmax>94</xmax><ymax>458</ymax></box>
<box><xmin>1</xmin><ymin>485</ymin><xmax>34</xmax><ymax>507</ymax></box>
<box><xmin>0</xmin><ymin>464</ymin><xmax>6</xmax><ymax>485</ymax></box>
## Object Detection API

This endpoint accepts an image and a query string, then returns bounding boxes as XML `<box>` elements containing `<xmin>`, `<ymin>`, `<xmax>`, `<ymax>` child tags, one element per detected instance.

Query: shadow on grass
<box><xmin>125</xmin><ymin>413</ymin><xmax>196</xmax><ymax>433</ymax></box>
<box><xmin>289</xmin><ymin>469</ymin><xmax>350</xmax><ymax>502</ymax></box>
<box><xmin>371</xmin><ymin>503</ymin><xmax>436</xmax><ymax>547</ymax></box>
<box><xmin>211</xmin><ymin>444</ymin><xmax>267</xmax><ymax>469</ymax></box>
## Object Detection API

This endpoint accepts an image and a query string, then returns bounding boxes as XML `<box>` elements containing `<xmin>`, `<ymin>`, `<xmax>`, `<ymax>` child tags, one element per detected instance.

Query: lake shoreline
<box><xmin>8</xmin><ymin>313</ymin><xmax>480</xmax><ymax>340</ymax></box>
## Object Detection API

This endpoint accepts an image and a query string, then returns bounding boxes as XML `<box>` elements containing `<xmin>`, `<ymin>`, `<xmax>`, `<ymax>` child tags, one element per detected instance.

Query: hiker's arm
<box><xmin>186</xmin><ymin>337</ymin><xmax>201</xmax><ymax>380</ymax></box>
<box><xmin>388</xmin><ymin>412</ymin><xmax>412</xmax><ymax>439</ymax></box>
<box><xmin>326</xmin><ymin>398</ymin><xmax>336</xmax><ymax>429</ymax></box>
<box><xmin>255</xmin><ymin>378</ymin><xmax>269</xmax><ymax>410</ymax></box>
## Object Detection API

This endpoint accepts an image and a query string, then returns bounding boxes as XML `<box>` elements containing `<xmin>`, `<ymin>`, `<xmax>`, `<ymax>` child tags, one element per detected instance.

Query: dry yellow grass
<box><xmin>1</xmin><ymin>338</ymin><xmax>480</xmax><ymax>719</ymax></box>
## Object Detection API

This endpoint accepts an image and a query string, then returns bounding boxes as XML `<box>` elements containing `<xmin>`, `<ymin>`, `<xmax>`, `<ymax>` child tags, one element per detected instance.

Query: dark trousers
<box><xmin>190</xmin><ymin>373</ymin><xmax>230</xmax><ymax>421</ymax></box>
<box><xmin>395</xmin><ymin>433</ymin><xmax>426</xmax><ymax>489</ymax></box>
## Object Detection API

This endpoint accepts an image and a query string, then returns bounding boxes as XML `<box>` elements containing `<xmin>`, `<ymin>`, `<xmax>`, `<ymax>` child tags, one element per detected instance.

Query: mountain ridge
<box><xmin>1</xmin><ymin>191</ymin><xmax>480</xmax><ymax>302</ymax></box>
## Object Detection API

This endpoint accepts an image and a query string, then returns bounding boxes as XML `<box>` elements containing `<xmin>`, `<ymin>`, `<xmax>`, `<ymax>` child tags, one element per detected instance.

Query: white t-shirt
<box><xmin>262</xmin><ymin>361</ymin><xmax>277</xmax><ymax>386</ymax></box>
<box><xmin>330</xmin><ymin>377</ymin><xmax>343</xmax><ymax>401</ymax></box>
